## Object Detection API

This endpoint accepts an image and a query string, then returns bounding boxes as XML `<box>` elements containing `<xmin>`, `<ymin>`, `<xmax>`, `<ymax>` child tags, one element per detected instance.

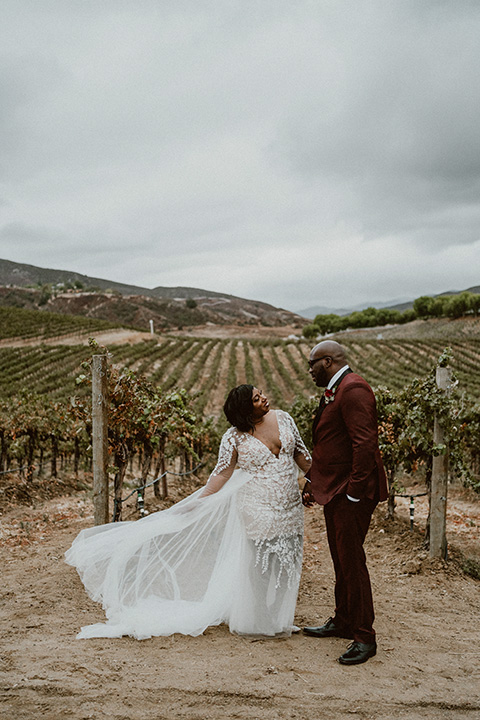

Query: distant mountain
<box><xmin>439</xmin><ymin>285</ymin><xmax>480</xmax><ymax>297</ymax></box>
<box><xmin>2</xmin><ymin>259</ymin><xmax>478</xmax><ymax>327</ymax></box>
<box><xmin>0</xmin><ymin>259</ymin><xmax>305</xmax><ymax>329</ymax></box>
<box><xmin>298</xmin><ymin>298</ymin><xmax>414</xmax><ymax>319</ymax></box>
<box><xmin>0</xmin><ymin>258</ymin><xmax>228</xmax><ymax>300</ymax></box>
<box><xmin>298</xmin><ymin>288</ymin><xmax>480</xmax><ymax>319</ymax></box>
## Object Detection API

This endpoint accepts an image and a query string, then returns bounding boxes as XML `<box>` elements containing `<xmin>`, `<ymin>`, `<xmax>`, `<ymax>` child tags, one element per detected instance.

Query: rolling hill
<box><xmin>0</xmin><ymin>259</ymin><xmax>305</xmax><ymax>331</ymax></box>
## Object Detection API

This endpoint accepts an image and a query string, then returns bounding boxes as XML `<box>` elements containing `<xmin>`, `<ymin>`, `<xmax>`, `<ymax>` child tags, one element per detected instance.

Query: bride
<box><xmin>65</xmin><ymin>384</ymin><xmax>312</xmax><ymax>639</ymax></box>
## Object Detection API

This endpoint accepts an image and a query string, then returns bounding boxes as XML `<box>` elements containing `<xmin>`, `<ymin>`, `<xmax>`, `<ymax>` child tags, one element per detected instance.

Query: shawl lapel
<box><xmin>312</xmin><ymin>368</ymin><xmax>353</xmax><ymax>443</ymax></box>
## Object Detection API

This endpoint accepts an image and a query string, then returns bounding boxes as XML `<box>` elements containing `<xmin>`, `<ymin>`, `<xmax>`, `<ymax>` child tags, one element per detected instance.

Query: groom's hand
<box><xmin>302</xmin><ymin>483</ymin><xmax>315</xmax><ymax>508</ymax></box>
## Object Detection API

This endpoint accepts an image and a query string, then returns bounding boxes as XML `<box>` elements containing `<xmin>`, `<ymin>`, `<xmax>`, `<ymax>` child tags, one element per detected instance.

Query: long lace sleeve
<box><xmin>287</xmin><ymin>413</ymin><xmax>312</xmax><ymax>474</ymax></box>
<box><xmin>201</xmin><ymin>429</ymin><xmax>239</xmax><ymax>496</ymax></box>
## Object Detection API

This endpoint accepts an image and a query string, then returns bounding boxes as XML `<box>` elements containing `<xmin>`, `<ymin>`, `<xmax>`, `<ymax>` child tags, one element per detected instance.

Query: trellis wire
<box><xmin>112</xmin><ymin>462</ymin><xmax>204</xmax><ymax>522</ymax></box>
<box><xmin>0</xmin><ymin>465</ymin><xmax>33</xmax><ymax>476</ymax></box>
<box><xmin>395</xmin><ymin>491</ymin><xmax>429</xmax><ymax>530</ymax></box>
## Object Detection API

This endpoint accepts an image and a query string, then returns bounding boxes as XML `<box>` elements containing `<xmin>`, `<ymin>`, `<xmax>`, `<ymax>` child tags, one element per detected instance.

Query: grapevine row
<box><xmin>2</xmin><ymin>338</ymin><xmax>480</xmax><ymax>410</ymax></box>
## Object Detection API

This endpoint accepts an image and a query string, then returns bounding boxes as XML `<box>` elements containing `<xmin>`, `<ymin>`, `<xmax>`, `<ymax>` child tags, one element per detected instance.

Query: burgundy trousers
<box><xmin>323</xmin><ymin>493</ymin><xmax>377</xmax><ymax>645</ymax></box>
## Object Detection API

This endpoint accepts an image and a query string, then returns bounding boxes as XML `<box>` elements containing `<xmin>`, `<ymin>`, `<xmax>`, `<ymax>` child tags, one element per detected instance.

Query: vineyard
<box><xmin>0</xmin><ymin>305</ymin><xmax>121</xmax><ymax>342</ymax></box>
<box><xmin>1</xmin><ymin>326</ymin><xmax>479</xmax><ymax>514</ymax></box>
<box><xmin>1</xmin><ymin>335</ymin><xmax>480</xmax><ymax>412</ymax></box>
<box><xmin>1</xmin><ymin>300</ymin><xmax>480</xmax><ymax>510</ymax></box>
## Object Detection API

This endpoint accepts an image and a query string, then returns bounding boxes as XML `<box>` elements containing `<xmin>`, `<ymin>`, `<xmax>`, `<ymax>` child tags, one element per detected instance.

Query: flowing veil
<box><xmin>65</xmin><ymin>468</ymin><xmax>300</xmax><ymax>639</ymax></box>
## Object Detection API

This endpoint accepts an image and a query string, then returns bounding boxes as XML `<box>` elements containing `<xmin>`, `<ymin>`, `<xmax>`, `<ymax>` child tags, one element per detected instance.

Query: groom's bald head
<box><xmin>308</xmin><ymin>341</ymin><xmax>348</xmax><ymax>387</ymax></box>
<box><xmin>311</xmin><ymin>340</ymin><xmax>346</xmax><ymax>364</ymax></box>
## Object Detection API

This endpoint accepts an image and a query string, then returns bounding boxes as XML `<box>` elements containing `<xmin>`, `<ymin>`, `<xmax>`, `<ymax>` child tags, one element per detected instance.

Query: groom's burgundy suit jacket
<box><xmin>308</xmin><ymin>371</ymin><xmax>388</xmax><ymax>506</ymax></box>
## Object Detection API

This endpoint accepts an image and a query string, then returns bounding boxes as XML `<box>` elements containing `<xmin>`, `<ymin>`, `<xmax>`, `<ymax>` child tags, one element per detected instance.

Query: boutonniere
<box><xmin>324</xmin><ymin>387</ymin><xmax>336</xmax><ymax>404</ymax></box>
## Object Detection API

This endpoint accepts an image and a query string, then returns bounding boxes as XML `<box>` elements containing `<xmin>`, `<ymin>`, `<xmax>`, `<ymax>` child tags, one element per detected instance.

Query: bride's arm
<box><xmin>288</xmin><ymin>414</ymin><xmax>312</xmax><ymax>474</ymax></box>
<box><xmin>200</xmin><ymin>430</ymin><xmax>239</xmax><ymax>496</ymax></box>
<box><xmin>295</xmin><ymin>451</ymin><xmax>312</xmax><ymax>475</ymax></box>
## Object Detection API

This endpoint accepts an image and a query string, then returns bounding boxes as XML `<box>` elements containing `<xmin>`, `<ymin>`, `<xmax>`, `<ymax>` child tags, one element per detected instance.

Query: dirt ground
<box><xmin>0</xmin><ymin>324</ymin><xmax>303</xmax><ymax>350</ymax></box>
<box><xmin>168</xmin><ymin>324</ymin><xmax>303</xmax><ymax>340</ymax></box>
<box><xmin>0</xmin><ymin>328</ymin><xmax>156</xmax><ymax>348</ymax></box>
<box><xmin>0</xmin><ymin>473</ymin><xmax>479</xmax><ymax>720</ymax></box>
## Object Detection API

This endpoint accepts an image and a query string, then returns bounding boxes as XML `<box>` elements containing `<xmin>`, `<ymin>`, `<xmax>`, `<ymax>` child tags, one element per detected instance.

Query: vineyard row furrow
<box><xmin>145</xmin><ymin>339</ymin><xmax>192</xmax><ymax>385</ymax></box>
<box><xmin>183</xmin><ymin>340</ymin><xmax>217</xmax><ymax>393</ymax></box>
<box><xmin>282</xmin><ymin>345</ymin><xmax>315</xmax><ymax>392</ymax></box>
<box><xmin>198</xmin><ymin>341</ymin><xmax>229</xmax><ymax>416</ymax></box>
<box><xmin>161</xmin><ymin>341</ymin><xmax>205</xmax><ymax>392</ymax></box>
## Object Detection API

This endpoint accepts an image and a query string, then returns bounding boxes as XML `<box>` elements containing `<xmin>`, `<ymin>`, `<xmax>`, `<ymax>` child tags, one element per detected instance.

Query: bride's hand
<box><xmin>301</xmin><ymin>483</ymin><xmax>315</xmax><ymax>508</ymax></box>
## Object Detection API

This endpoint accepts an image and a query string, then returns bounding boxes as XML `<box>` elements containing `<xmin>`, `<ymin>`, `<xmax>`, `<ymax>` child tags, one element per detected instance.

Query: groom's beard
<box><xmin>313</xmin><ymin>367</ymin><xmax>328</xmax><ymax>388</ymax></box>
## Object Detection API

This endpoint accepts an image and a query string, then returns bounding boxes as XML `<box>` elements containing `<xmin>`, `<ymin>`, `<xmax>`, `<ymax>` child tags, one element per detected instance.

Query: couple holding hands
<box><xmin>66</xmin><ymin>340</ymin><xmax>388</xmax><ymax>666</ymax></box>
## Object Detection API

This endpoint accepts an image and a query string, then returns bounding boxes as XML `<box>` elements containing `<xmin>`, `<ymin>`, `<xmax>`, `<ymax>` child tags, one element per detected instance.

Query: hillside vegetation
<box><xmin>0</xmin><ymin>286</ymin><xmax>303</xmax><ymax>332</ymax></box>
<box><xmin>303</xmin><ymin>291</ymin><xmax>480</xmax><ymax>338</ymax></box>
<box><xmin>333</xmin><ymin>315</ymin><xmax>480</xmax><ymax>341</ymax></box>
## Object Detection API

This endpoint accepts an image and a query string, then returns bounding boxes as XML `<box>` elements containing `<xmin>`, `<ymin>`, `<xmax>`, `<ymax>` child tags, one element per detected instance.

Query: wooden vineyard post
<box><xmin>429</xmin><ymin>365</ymin><xmax>452</xmax><ymax>559</ymax></box>
<box><xmin>92</xmin><ymin>354</ymin><xmax>109</xmax><ymax>525</ymax></box>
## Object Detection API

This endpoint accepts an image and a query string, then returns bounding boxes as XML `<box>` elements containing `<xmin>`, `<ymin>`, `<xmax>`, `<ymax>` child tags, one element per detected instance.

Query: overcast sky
<box><xmin>1</xmin><ymin>1</ymin><xmax>479</xmax><ymax>312</ymax></box>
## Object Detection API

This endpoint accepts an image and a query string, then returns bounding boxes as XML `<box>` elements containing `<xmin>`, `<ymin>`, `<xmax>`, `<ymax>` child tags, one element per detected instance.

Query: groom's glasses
<box><xmin>308</xmin><ymin>355</ymin><xmax>329</xmax><ymax>368</ymax></box>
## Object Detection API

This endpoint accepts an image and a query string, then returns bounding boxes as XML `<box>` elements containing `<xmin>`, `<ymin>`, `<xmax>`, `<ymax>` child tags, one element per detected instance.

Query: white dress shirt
<box><xmin>327</xmin><ymin>364</ymin><xmax>350</xmax><ymax>391</ymax></box>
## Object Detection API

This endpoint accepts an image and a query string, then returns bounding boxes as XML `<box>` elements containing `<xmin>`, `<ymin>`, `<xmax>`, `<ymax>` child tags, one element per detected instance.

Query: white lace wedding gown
<box><xmin>65</xmin><ymin>410</ymin><xmax>311</xmax><ymax>639</ymax></box>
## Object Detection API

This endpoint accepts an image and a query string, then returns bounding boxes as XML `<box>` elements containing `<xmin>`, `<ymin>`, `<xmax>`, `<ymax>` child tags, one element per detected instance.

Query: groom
<box><xmin>302</xmin><ymin>340</ymin><xmax>388</xmax><ymax>665</ymax></box>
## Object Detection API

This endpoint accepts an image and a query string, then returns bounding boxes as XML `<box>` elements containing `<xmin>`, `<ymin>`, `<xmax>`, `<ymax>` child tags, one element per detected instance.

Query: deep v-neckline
<box><xmin>250</xmin><ymin>410</ymin><xmax>283</xmax><ymax>459</ymax></box>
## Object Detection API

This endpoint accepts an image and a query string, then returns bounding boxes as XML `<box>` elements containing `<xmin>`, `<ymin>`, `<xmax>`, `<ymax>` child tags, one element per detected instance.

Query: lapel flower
<box><xmin>324</xmin><ymin>387</ymin><xmax>336</xmax><ymax>404</ymax></box>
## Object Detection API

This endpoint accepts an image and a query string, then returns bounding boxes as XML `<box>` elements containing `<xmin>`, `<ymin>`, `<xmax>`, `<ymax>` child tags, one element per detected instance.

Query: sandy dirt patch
<box><xmin>0</xmin><ymin>329</ymin><xmax>156</xmax><ymax>348</ymax></box>
<box><xmin>0</xmin><ymin>325</ymin><xmax>304</xmax><ymax>349</ymax></box>
<box><xmin>0</xmin><ymin>473</ymin><xmax>479</xmax><ymax>720</ymax></box>
<box><xmin>168</xmin><ymin>325</ymin><xmax>303</xmax><ymax>340</ymax></box>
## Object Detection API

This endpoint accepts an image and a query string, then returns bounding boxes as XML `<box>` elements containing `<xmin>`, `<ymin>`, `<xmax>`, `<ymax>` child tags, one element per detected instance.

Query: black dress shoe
<box><xmin>303</xmin><ymin>618</ymin><xmax>353</xmax><ymax>639</ymax></box>
<box><xmin>338</xmin><ymin>641</ymin><xmax>377</xmax><ymax>665</ymax></box>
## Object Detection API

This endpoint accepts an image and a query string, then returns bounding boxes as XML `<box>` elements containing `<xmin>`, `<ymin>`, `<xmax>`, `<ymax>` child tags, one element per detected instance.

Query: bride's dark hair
<box><xmin>223</xmin><ymin>384</ymin><xmax>255</xmax><ymax>432</ymax></box>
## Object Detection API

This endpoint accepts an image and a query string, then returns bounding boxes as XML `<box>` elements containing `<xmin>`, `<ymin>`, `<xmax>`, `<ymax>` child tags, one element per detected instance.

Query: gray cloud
<box><xmin>278</xmin><ymin>2</ymin><xmax>480</xmax><ymax>249</ymax></box>
<box><xmin>1</xmin><ymin>1</ymin><xmax>479</xmax><ymax>310</ymax></box>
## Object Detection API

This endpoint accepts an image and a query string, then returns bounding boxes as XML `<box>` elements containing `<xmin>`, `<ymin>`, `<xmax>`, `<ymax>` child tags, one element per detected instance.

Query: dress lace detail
<box><xmin>254</xmin><ymin>534</ymin><xmax>303</xmax><ymax>589</ymax></box>
<box><xmin>211</xmin><ymin>410</ymin><xmax>310</xmax><ymax>541</ymax></box>
<box><xmin>211</xmin><ymin>430</ymin><xmax>238</xmax><ymax>474</ymax></box>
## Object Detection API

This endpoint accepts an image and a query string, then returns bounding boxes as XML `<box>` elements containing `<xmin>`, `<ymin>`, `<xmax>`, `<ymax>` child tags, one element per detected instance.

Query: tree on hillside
<box><xmin>430</xmin><ymin>296</ymin><xmax>449</xmax><ymax>318</ymax></box>
<box><xmin>445</xmin><ymin>292</ymin><xmax>472</xmax><ymax>319</ymax></box>
<box><xmin>302</xmin><ymin>323</ymin><xmax>319</xmax><ymax>339</ymax></box>
<box><xmin>311</xmin><ymin>314</ymin><xmax>346</xmax><ymax>335</ymax></box>
<box><xmin>469</xmin><ymin>293</ymin><xmax>480</xmax><ymax>316</ymax></box>
<box><xmin>413</xmin><ymin>295</ymin><xmax>435</xmax><ymax>318</ymax></box>
<box><xmin>399</xmin><ymin>309</ymin><xmax>416</xmax><ymax>323</ymax></box>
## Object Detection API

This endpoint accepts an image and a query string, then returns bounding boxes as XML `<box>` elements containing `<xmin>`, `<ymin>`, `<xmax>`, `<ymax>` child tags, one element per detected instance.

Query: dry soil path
<box><xmin>0</xmin><ymin>486</ymin><xmax>479</xmax><ymax>720</ymax></box>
